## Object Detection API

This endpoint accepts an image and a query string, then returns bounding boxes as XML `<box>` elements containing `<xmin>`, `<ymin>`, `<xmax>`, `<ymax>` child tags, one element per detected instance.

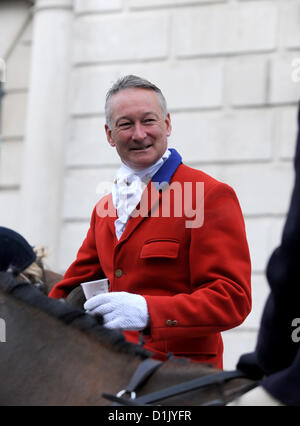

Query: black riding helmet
<box><xmin>0</xmin><ymin>227</ymin><xmax>36</xmax><ymax>274</ymax></box>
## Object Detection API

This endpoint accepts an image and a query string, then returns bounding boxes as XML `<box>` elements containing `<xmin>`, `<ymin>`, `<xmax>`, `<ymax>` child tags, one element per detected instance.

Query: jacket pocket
<box><xmin>140</xmin><ymin>239</ymin><xmax>180</xmax><ymax>259</ymax></box>
<box><xmin>165</xmin><ymin>335</ymin><xmax>219</xmax><ymax>356</ymax></box>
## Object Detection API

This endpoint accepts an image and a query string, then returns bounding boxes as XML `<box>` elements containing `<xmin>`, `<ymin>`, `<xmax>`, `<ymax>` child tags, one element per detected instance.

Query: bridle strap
<box><xmin>134</xmin><ymin>369</ymin><xmax>247</xmax><ymax>405</ymax></box>
<box><xmin>103</xmin><ymin>367</ymin><xmax>249</xmax><ymax>406</ymax></box>
<box><xmin>123</xmin><ymin>358</ymin><xmax>163</xmax><ymax>394</ymax></box>
<box><xmin>110</xmin><ymin>358</ymin><xmax>163</xmax><ymax>405</ymax></box>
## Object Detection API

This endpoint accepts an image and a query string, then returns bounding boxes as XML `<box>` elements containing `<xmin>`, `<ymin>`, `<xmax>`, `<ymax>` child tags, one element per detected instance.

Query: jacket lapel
<box><xmin>115</xmin><ymin>148</ymin><xmax>183</xmax><ymax>246</ymax></box>
<box><xmin>117</xmin><ymin>181</ymin><xmax>161</xmax><ymax>245</ymax></box>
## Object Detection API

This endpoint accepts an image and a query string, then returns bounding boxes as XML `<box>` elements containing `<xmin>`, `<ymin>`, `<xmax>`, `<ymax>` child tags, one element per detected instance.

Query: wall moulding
<box><xmin>34</xmin><ymin>0</ymin><xmax>73</xmax><ymax>12</ymax></box>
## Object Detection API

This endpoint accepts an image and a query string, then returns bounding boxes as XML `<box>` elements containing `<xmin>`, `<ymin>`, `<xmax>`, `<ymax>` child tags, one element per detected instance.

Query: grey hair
<box><xmin>105</xmin><ymin>75</ymin><xmax>168</xmax><ymax>129</ymax></box>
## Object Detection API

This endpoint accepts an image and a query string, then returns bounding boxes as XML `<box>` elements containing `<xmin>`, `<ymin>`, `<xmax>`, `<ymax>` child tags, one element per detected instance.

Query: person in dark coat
<box><xmin>0</xmin><ymin>227</ymin><xmax>36</xmax><ymax>274</ymax></box>
<box><xmin>0</xmin><ymin>227</ymin><xmax>59</xmax><ymax>294</ymax></box>
<box><xmin>233</xmin><ymin>102</ymin><xmax>300</xmax><ymax>406</ymax></box>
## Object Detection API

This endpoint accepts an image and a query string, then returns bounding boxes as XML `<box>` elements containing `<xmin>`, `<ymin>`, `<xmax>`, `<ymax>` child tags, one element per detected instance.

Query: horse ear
<box><xmin>0</xmin><ymin>227</ymin><xmax>36</xmax><ymax>274</ymax></box>
<box><xmin>65</xmin><ymin>286</ymin><xmax>87</xmax><ymax>311</ymax></box>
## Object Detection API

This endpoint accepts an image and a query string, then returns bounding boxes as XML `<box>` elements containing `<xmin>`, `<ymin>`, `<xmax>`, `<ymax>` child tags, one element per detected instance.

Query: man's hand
<box><xmin>84</xmin><ymin>291</ymin><xmax>150</xmax><ymax>331</ymax></box>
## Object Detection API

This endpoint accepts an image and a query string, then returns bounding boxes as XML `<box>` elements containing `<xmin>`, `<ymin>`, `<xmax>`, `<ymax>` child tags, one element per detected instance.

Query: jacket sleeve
<box><xmin>48</xmin><ymin>206</ymin><xmax>104</xmax><ymax>299</ymax></box>
<box><xmin>143</xmin><ymin>182</ymin><xmax>252</xmax><ymax>341</ymax></box>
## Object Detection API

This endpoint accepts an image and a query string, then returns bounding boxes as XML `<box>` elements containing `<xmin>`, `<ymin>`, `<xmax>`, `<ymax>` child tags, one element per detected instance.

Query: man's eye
<box><xmin>119</xmin><ymin>122</ymin><xmax>131</xmax><ymax>128</ymax></box>
<box><xmin>143</xmin><ymin>119</ymin><xmax>155</xmax><ymax>124</ymax></box>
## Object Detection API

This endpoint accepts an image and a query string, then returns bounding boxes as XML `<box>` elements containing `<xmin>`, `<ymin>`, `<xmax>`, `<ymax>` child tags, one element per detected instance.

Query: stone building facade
<box><xmin>0</xmin><ymin>0</ymin><xmax>300</xmax><ymax>369</ymax></box>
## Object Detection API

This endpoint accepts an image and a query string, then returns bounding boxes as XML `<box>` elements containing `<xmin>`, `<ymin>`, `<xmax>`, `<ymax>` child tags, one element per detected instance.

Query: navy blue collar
<box><xmin>152</xmin><ymin>148</ymin><xmax>182</xmax><ymax>189</ymax></box>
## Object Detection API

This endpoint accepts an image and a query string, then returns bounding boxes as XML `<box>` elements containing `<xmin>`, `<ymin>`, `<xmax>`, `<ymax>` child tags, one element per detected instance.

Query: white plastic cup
<box><xmin>81</xmin><ymin>278</ymin><xmax>109</xmax><ymax>300</ymax></box>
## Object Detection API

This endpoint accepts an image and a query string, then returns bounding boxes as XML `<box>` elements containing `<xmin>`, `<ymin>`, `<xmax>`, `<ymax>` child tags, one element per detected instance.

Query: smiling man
<box><xmin>49</xmin><ymin>75</ymin><xmax>251</xmax><ymax>369</ymax></box>
<box><xmin>105</xmin><ymin>84</ymin><xmax>171</xmax><ymax>171</ymax></box>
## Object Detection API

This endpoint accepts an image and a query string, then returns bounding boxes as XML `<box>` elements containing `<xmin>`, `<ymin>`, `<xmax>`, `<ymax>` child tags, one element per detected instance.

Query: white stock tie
<box><xmin>112</xmin><ymin>149</ymin><xmax>171</xmax><ymax>240</ymax></box>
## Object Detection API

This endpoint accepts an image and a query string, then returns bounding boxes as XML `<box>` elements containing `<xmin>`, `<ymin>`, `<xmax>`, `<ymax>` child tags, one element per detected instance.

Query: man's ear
<box><xmin>105</xmin><ymin>124</ymin><xmax>115</xmax><ymax>147</ymax></box>
<box><xmin>165</xmin><ymin>113</ymin><xmax>172</xmax><ymax>137</ymax></box>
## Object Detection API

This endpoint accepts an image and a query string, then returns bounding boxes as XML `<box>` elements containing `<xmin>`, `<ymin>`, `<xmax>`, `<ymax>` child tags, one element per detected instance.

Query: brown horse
<box><xmin>0</xmin><ymin>271</ymin><xmax>256</xmax><ymax>406</ymax></box>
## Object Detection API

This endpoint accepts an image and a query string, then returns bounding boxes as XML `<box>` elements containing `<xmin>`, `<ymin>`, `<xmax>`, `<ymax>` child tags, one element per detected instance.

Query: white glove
<box><xmin>84</xmin><ymin>291</ymin><xmax>150</xmax><ymax>331</ymax></box>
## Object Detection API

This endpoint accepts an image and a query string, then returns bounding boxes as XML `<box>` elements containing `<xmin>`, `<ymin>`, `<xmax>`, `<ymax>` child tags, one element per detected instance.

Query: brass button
<box><xmin>166</xmin><ymin>319</ymin><xmax>178</xmax><ymax>326</ymax></box>
<box><xmin>114</xmin><ymin>268</ymin><xmax>123</xmax><ymax>278</ymax></box>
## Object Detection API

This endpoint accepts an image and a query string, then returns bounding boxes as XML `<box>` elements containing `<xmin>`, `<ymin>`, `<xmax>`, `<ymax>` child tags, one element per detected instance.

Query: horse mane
<box><xmin>0</xmin><ymin>271</ymin><xmax>150</xmax><ymax>359</ymax></box>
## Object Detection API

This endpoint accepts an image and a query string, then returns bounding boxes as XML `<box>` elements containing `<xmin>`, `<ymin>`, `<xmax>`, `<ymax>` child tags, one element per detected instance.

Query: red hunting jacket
<box><xmin>49</xmin><ymin>149</ymin><xmax>251</xmax><ymax>369</ymax></box>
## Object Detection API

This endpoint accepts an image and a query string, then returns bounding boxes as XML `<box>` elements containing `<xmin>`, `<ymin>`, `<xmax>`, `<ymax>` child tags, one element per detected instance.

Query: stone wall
<box><xmin>0</xmin><ymin>1</ymin><xmax>32</xmax><ymax>231</ymax></box>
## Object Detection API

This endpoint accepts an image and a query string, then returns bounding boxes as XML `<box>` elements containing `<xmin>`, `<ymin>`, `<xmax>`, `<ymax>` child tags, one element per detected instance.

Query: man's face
<box><xmin>105</xmin><ymin>88</ymin><xmax>172</xmax><ymax>170</ymax></box>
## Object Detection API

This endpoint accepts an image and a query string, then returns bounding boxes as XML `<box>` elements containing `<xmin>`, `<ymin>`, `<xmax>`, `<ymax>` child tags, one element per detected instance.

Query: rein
<box><xmin>102</xmin><ymin>358</ymin><xmax>254</xmax><ymax>406</ymax></box>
